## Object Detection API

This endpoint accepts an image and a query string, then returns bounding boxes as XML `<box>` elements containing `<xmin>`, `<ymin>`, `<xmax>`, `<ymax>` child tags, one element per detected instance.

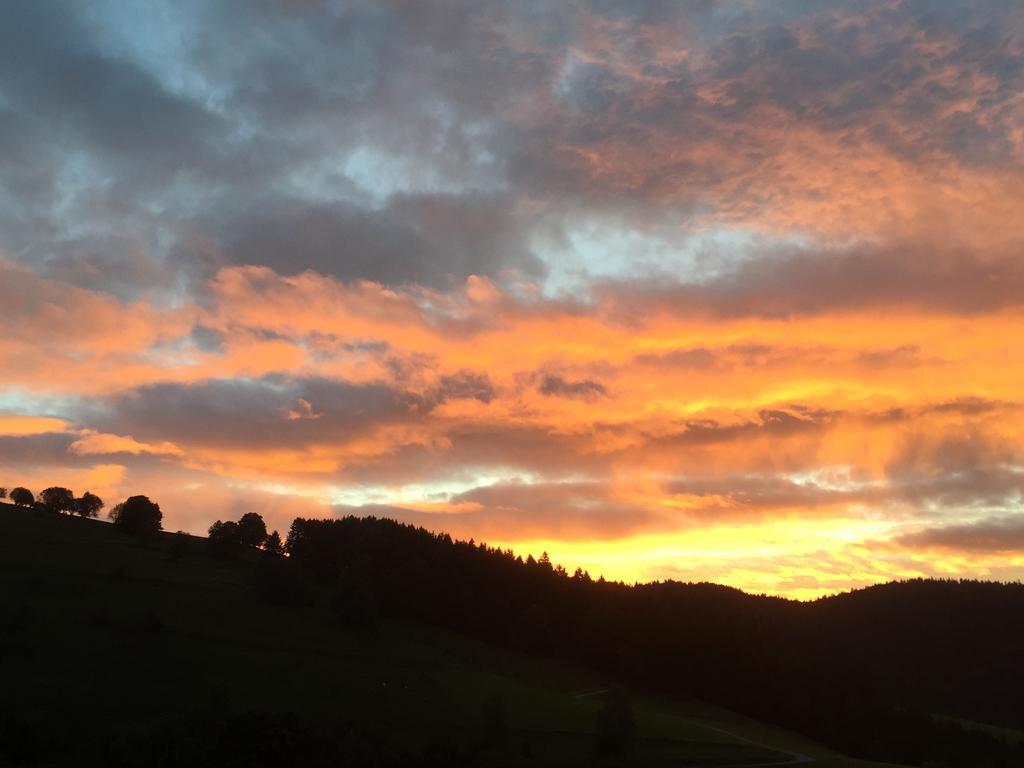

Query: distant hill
<box><xmin>284</xmin><ymin>515</ymin><xmax>1024</xmax><ymax>767</ymax></box>
<box><xmin>0</xmin><ymin>503</ymin><xmax>1016</xmax><ymax>766</ymax></box>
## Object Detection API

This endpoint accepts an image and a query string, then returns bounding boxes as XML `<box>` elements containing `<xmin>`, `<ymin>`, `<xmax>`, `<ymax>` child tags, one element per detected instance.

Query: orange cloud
<box><xmin>10</xmin><ymin>265</ymin><xmax>1018</xmax><ymax>587</ymax></box>
<box><xmin>68</xmin><ymin>430</ymin><xmax>184</xmax><ymax>457</ymax></box>
<box><xmin>0</xmin><ymin>413</ymin><xmax>69</xmax><ymax>436</ymax></box>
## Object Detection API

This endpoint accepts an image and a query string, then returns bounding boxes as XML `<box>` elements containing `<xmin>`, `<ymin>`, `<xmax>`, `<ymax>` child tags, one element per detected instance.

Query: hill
<box><xmin>283</xmin><ymin>515</ymin><xmax>1024</xmax><ymax>766</ymax></box>
<box><xmin>0</xmin><ymin>502</ymin><xmax>903</xmax><ymax>767</ymax></box>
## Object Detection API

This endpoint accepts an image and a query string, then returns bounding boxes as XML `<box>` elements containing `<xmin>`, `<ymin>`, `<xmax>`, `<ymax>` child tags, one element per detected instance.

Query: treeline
<box><xmin>2</xmin><ymin>483</ymin><xmax>172</xmax><ymax>537</ymax></box>
<box><xmin>1</xmin><ymin>485</ymin><xmax>104</xmax><ymax>518</ymax></box>
<box><xmin>2</xmin><ymin>484</ymin><xmax>293</xmax><ymax>556</ymax></box>
<box><xmin>1</xmin><ymin>485</ymin><xmax>285</xmax><ymax>550</ymax></box>
<box><xmin>278</xmin><ymin>516</ymin><xmax>1024</xmax><ymax>768</ymax></box>
<box><xmin>209</xmin><ymin>513</ymin><xmax>284</xmax><ymax>557</ymax></box>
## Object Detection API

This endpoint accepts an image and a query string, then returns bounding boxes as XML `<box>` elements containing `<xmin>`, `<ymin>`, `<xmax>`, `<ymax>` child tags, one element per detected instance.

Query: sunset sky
<box><xmin>3</xmin><ymin>1</ymin><xmax>1024</xmax><ymax>598</ymax></box>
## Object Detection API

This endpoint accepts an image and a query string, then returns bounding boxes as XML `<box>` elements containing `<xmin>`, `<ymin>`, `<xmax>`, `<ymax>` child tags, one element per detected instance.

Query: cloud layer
<box><xmin>2</xmin><ymin>0</ymin><xmax>1023</xmax><ymax>597</ymax></box>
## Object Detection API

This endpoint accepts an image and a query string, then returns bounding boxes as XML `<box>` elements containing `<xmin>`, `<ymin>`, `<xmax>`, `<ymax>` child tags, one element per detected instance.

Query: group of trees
<box><xmin>208</xmin><ymin>513</ymin><xmax>282</xmax><ymax>557</ymax></box>
<box><xmin>2</xmin><ymin>482</ymin><xmax>279</xmax><ymax>548</ymax></box>
<box><xmin>3</xmin><ymin>482</ymin><xmax>271</xmax><ymax>554</ymax></box>
<box><xmin>2</xmin><ymin>485</ymin><xmax>104</xmax><ymax>518</ymax></box>
<box><xmin>3</xmin><ymin>484</ymin><xmax>162</xmax><ymax>535</ymax></box>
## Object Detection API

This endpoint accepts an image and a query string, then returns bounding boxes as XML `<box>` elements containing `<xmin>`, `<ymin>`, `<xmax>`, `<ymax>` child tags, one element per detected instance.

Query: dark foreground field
<box><xmin>0</xmin><ymin>503</ymin><xmax>899</xmax><ymax>767</ymax></box>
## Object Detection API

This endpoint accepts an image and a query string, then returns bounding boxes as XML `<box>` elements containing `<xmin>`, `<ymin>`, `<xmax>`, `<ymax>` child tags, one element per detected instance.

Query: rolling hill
<box><xmin>0</xmin><ymin>501</ymin><xmax>905</xmax><ymax>767</ymax></box>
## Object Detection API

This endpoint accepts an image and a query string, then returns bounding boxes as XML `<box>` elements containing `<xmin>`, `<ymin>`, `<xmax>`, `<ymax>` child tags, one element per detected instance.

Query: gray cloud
<box><xmin>435</xmin><ymin>370</ymin><xmax>495</xmax><ymax>404</ymax></box>
<box><xmin>2</xmin><ymin>0</ymin><xmax>1021</xmax><ymax>304</ymax></box>
<box><xmin>652</xmin><ymin>406</ymin><xmax>839</xmax><ymax>449</ymax></box>
<box><xmin>0</xmin><ymin>432</ymin><xmax>175</xmax><ymax>477</ymax></box>
<box><xmin>218</xmin><ymin>193</ymin><xmax>544</xmax><ymax>286</ymax></box>
<box><xmin>85</xmin><ymin>377</ymin><xmax>425</xmax><ymax>451</ymax></box>
<box><xmin>600</xmin><ymin>241</ymin><xmax>1024</xmax><ymax>317</ymax></box>
<box><xmin>893</xmin><ymin>517</ymin><xmax>1024</xmax><ymax>553</ymax></box>
<box><xmin>0</xmin><ymin>433</ymin><xmax>86</xmax><ymax>469</ymax></box>
<box><xmin>537</xmin><ymin>374</ymin><xmax>608</xmax><ymax>401</ymax></box>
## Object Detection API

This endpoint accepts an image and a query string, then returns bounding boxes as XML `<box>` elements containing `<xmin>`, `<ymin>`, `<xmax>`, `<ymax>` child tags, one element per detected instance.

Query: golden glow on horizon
<box><xmin>6</xmin><ymin>269</ymin><xmax>1024</xmax><ymax>598</ymax></box>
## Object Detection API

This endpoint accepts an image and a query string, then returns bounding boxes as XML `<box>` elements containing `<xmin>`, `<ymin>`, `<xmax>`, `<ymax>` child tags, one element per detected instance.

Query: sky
<box><xmin>2</xmin><ymin>0</ymin><xmax>1023</xmax><ymax>598</ymax></box>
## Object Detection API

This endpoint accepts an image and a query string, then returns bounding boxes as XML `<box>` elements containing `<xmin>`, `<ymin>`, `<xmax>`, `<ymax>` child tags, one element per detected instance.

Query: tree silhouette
<box><xmin>75</xmin><ymin>491</ymin><xmax>104</xmax><ymax>519</ymax></box>
<box><xmin>0</xmin><ymin>487</ymin><xmax>6</xmax><ymax>499</ymax></box>
<box><xmin>264</xmin><ymin>530</ymin><xmax>284</xmax><ymax>556</ymax></box>
<box><xmin>109</xmin><ymin>495</ymin><xmax>162</xmax><ymax>535</ymax></box>
<box><xmin>594</xmin><ymin>688</ymin><xmax>636</xmax><ymax>759</ymax></box>
<box><xmin>208</xmin><ymin>520</ymin><xmax>242</xmax><ymax>557</ymax></box>
<box><xmin>238</xmin><ymin>512</ymin><xmax>268</xmax><ymax>548</ymax></box>
<box><xmin>10</xmin><ymin>487</ymin><xmax>34</xmax><ymax>507</ymax></box>
<box><xmin>40</xmin><ymin>486</ymin><xmax>75</xmax><ymax>514</ymax></box>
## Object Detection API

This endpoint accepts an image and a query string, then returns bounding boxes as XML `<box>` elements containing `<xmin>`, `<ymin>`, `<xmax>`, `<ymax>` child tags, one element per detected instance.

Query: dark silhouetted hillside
<box><xmin>285</xmin><ymin>515</ymin><xmax>1024</xmax><ymax>767</ymax></box>
<box><xmin>3</xmin><ymin>500</ymin><xmax>1023</xmax><ymax>767</ymax></box>
<box><xmin>2</xmin><ymin>501</ymin><xmax>902</xmax><ymax>768</ymax></box>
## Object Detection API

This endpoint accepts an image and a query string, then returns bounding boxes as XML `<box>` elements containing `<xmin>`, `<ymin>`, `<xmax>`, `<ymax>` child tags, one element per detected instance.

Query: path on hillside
<box><xmin>571</xmin><ymin>688</ymin><xmax>814</xmax><ymax>766</ymax></box>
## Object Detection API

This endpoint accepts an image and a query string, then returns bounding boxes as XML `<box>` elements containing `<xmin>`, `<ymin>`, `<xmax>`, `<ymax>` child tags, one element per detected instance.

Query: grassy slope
<box><xmin>0</xmin><ymin>503</ymin><xmax>903</xmax><ymax>767</ymax></box>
